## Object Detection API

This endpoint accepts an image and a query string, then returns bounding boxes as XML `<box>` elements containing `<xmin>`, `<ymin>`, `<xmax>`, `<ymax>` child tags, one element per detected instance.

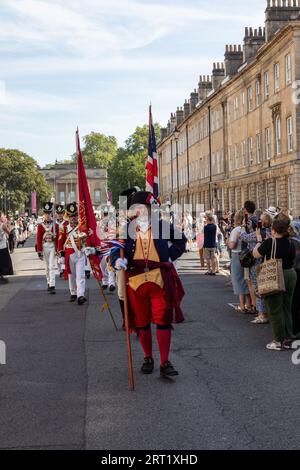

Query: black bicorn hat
<box><xmin>119</xmin><ymin>186</ymin><xmax>140</xmax><ymax>209</ymax></box>
<box><xmin>42</xmin><ymin>202</ymin><xmax>53</xmax><ymax>213</ymax></box>
<box><xmin>130</xmin><ymin>191</ymin><xmax>160</xmax><ymax>207</ymax></box>
<box><xmin>56</xmin><ymin>204</ymin><xmax>65</xmax><ymax>214</ymax></box>
<box><xmin>66</xmin><ymin>202</ymin><xmax>78</xmax><ymax>217</ymax></box>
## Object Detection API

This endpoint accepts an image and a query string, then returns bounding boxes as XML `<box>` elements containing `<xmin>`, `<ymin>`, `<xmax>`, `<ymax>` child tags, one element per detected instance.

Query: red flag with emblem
<box><xmin>76</xmin><ymin>128</ymin><xmax>102</xmax><ymax>281</ymax></box>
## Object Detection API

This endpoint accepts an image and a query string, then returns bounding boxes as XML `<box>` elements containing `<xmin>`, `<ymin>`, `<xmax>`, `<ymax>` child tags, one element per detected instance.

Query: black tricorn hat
<box><xmin>56</xmin><ymin>204</ymin><xmax>65</xmax><ymax>214</ymax></box>
<box><xmin>66</xmin><ymin>202</ymin><xmax>78</xmax><ymax>217</ymax></box>
<box><xmin>130</xmin><ymin>191</ymin><xmax>160</xmax><ymax>207</ymax></box>
<box><xmin>119</xmin><ymin>186</ymin><xmax>140</xmax><ymax>209</ymax></box>
<box><xmin>43</xmin><ymin>202</ymin><xmax>53</xmax><ymax>213</ymax></box>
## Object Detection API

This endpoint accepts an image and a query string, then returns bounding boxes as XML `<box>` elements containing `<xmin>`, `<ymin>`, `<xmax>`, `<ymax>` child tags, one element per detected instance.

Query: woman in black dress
<box><xmin>0</xmin><ymin>217</ymin><xmax>14</xmax><ymax>283</ymax></box>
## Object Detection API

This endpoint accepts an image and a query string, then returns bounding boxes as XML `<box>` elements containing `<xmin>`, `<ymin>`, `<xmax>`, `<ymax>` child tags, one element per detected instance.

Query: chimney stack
<box><xmin>212</xmin><ymin>62</ymin><xmax>225</xmax><ymax>90</ymax></box>
<box><xmin>243</xmin><ymin>26</ymin><xmax>265</xmax><ymax>63</ymax></box>
<box><xmin>190</xmin><ymin>89</ymin><xmax>199</xmax><ymax>112</ymax></box>
<box><xmin>170</xmin><ymin>113</ymin><xmax>176</xmax><ymax>132</ymax></box>
<box><xmin>198</xmin><ymin>75</ymin><xmax>212</xmax><ymax>101</ymax></box>
<box><xmin>224</xmin><ymin>45</ymin><xmax>244</xmax><ymax>77</ymax></box>
<box><xmin>265</xmin><ymin>0</ymin><xmax>300</xmax><ymax>42</ymax></box>
<box><xmin>167</xmin><ymin>120</ymin><xmax>171</xmax><ymax>135</ymax></box>
<box><xmin>160</xmin><ymin>128</ymin><xmax>168</xmax><ymax>141</ymax></box>
<box><xmin>176</xmin><ymin>107</ymin><xmax>184</xmax><ymax>126</ymax></box>
<box><xmin>183</xmin><ymin>99</ymin><xmax>190</xmax><ymax>119</ymax></box>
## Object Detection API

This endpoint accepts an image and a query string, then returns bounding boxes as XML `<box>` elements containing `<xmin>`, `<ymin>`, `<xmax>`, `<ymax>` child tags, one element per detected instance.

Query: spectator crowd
<box><xmin>192</xmin><ymin>202</ymin><xmax>300</xmax><ymax>352</ymax></box>
<box><xmin>0</xmin><ymin>212</ymin><xmax>37</xmax><ymax>284</ymax></box>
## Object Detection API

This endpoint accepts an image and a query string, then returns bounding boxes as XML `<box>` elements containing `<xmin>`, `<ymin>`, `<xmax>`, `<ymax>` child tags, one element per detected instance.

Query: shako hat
<box><xmin>66</xmin><ymin>202</ymin><xmax>78</xmax><ymax>217</ymax></box>
<box><xmin>43</xmin><ymin>202</ymin><xmax>53</xmax><ymax>213</ymax></box>
<box><xmin>130</xmin><ymin>191</ymin><xmax>160</xmax><ymax>207</ymax></box>
<box><xmin>56</xmin><ymin>204</ymin><xmax>65</xmax><ymax>214</ymax></box>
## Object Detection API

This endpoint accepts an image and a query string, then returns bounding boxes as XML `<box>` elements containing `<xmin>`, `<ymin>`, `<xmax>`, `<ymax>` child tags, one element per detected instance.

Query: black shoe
<box><xmin>141</xmin><ymin>357</ymin><xmax>154</xmax><ymax>375</ymax></box>
<box><xmin>49</xmin><ymin>287</ymin><xmax>56</xmax><ymax>295</ymax></box>
<box><xmin>78</xmin><ymin>296</ymin><xmax>87</xmax><ymax>305</ymax></box>
<box><xmin>86</xmin><ymin>272</ymin><xmax>91</xmax><ymax>279</ymax></box>
<box><xmin>47</xmin><ymin>284</ymin><xmax>51</xmax><ymax>291</ymax></box>
<box><xmin>70</xmin><ymin>295</ymin><xmax>77</xmax><ymax>302</ymax></box>
<box><xmin>59</xmin><ymin>272</ymin><xmax>63</xmax><ymax>278</ymax></box>
<box><xmin>102</xmin><ymin>285</ymin><xmax>108</xmax><ymax>290</ymax></box>
<box><xmin>160</xmin><ymin>361</ymin><xmax>179</xmax><ymax>378</ymax></box>
<box><xmin>109</xmin><ymin>285</ymin><xmax>116</xmax><ymax>292</ymax></box>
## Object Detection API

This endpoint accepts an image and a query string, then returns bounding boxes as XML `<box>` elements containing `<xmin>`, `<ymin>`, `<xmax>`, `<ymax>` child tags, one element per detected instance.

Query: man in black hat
<box><xmin>111</xmin><ymin>190</ymin><xmax>186</xmax><ymax>378</ymax></box>
<box><xmin>55</xmin><ymin>204</ymin><xmax>67</xmax><ymax>278</ymax></box>
<box><xmin>36</xmin><ymin>202</ymin><xmax>57</xmax><ymax>294</ymax></box>
<box><xmin>58</xmin><ymin>203</ymin><xmax>87</xmax><ymax>305</ymax></box>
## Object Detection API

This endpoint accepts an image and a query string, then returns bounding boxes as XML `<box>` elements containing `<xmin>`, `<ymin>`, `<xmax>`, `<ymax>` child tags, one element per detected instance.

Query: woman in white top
<box><xmin>228</xmin><ymin>210</ymin><xmax>251</xmax><ymax>313</ymax></box>
<box><xmin>0</xmin><ymin>217</ymin><xmax>14</xmax><ymax>283</ymax></box>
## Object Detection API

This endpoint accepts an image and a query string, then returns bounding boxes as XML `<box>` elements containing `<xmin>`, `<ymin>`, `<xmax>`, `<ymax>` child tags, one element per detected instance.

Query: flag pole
<box><xmin>121</xmin><ymin>248</ymin><xmax>135</xmax><ymax>391</ymax></box>
<box><xmin>76</xmin><ymin>127</ymin><xmax>118</xmax><ymax>332</ymax></box>
<box><xmin>97</xmin><ymin>278</ymin><xmax>118</xmax><ymax>332</ymax></box>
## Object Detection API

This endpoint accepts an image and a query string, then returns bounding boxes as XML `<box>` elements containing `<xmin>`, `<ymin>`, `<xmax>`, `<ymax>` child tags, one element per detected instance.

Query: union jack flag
<box><xmin>146</xmin><ymin>105</ymin><xmax>159</xmax><ymax>198</ymax></box>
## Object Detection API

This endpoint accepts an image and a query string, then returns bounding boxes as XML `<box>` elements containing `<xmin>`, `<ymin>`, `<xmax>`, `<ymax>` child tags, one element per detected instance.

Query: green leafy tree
<box><xmin>108</xmin><ymin>123</ymin><xmax>161</xmax><ymax>205</ymax></box>
<box><xmin>0</xmin><ymin>149</ymin><xmax>52</xmax><ymax>212</ymax></box>
<box><xmin>72</xmin><ymin>132</ymin><xmax>118</xmax><ymax>169</ymax></box>
<box><xmin>125</xmin><ymin>123</ymin><xmax>161</xmax><ymax>155</ymax></box>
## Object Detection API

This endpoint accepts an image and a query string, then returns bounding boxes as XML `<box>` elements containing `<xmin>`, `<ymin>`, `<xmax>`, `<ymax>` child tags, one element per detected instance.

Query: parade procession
<box><xmin>3</xmin><ymin>0</ymin><xmax>300</xmax><ymax>457</ymax></box>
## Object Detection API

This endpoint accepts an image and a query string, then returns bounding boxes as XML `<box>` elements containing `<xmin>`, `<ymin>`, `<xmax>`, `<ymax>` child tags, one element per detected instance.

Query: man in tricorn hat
<box><xmin>36</xmin><ymin>202</ymin><xmax>57</xmax><ymax>294</ymax></box>
<box><xmin>57</xmin><ymin>202</ymin><xmax>87</xmax><ymax>305</ymax></box>
<box><xmin>111</xmin><ymin>190</ymin><xmax>186</xmax><ymax>378</ymax></box>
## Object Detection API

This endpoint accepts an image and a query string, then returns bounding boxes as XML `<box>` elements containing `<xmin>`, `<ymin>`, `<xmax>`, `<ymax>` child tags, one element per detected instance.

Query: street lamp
<box><xmin>173</xmin><ymin>127</ymin><xmax>180</xmax><ymax>204</ymax></box>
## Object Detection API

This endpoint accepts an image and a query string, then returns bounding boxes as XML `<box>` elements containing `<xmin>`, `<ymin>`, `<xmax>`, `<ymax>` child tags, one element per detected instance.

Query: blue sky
<box><xmin>0</xmin><ymin>0</ymin><xmax>266</xmax><ymax>167</ymax></box>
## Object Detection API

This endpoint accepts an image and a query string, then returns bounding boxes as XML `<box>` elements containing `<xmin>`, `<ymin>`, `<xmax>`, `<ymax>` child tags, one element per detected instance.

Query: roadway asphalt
<box><xmin>0</xmin><ymin>242</ymin><xmax>300</xmax><ymax>450</ymax></box>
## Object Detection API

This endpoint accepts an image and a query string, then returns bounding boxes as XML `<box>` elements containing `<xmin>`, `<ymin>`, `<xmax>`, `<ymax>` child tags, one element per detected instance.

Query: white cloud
<box><xmin>0</xmin><ymin>0</ymin><xmax>263</xmax><ymax>63</ymax></box>
<box><xmin>2</xmin><ymin>90</ymin><xmax>79</xmax><ymax>114</ymax></box>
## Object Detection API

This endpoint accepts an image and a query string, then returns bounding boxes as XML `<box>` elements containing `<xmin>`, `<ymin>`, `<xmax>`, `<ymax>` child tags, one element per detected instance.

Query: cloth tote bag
<box><xmin>256</xmin><ymin>238</ymin><xmax>286</xmax><ymax>298</ymax></box>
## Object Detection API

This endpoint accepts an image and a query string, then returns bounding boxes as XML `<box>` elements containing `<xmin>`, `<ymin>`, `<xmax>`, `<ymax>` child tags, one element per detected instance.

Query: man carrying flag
<box><xmin>58</xmin><ymin>202</ymin><xmax>87</xmax><ymax>305</ymax></box>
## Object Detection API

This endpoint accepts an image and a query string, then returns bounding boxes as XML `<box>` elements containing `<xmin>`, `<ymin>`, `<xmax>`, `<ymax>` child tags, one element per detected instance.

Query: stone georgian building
<box><xmin>40</xmin><ymin>163</ymin><xmax>108</xmax><ymax>209</ymax></box>
<box><xmin>157</xmin><ymin>0</ymin><xmax>300</xmax><ymax>218</ymax></box>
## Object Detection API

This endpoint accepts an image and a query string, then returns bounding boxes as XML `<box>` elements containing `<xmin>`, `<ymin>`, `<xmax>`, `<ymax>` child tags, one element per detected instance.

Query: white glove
<box><xmin>115</xmin><ymin>258</ymin><xmax>128</xmax><ymax>271</ymax></box>
<box><xmin>84</xmin><ymin>247</ymin><xmax>96</xmax><ymax>256</ymax></box>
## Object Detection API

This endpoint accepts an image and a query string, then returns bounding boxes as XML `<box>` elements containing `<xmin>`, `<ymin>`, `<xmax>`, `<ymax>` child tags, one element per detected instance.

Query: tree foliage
<box><xmin>0</xmin><ymin>149</ymin><xmax>51</xmax><ymax>212</ymax></box>
<box><xmin>72</xmin><ymin>132</ymin><xmax>118</xmax><ymax>169</ymax></box>
<box><xmin>108</xmin><ymin>123</ymin><xmax>160</xmax><ymax>205</ymax></box>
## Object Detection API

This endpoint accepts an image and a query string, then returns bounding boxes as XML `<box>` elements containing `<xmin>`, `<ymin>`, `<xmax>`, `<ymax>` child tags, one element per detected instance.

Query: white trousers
<box><xmin>68</xmin><ymin>252</ymin><xmax>86</xmax><ymax>298</ymax></box>
<box><xmin>101</xmin><ymin>256</ymin><xmax>116</xmax><ymax>287</ymax></box>
<box><xmin>58</xmin><ymin>256</ymin><xmax>65</xmax><ymax>273</ymax></box>
<box><xmin>85</xmin><ymin>256</ymin><xmax>91</xmax><ymax>273</ymax></box>
<box><xmin>43</xmin><ymin>242</ymin><xmax>56</xmax><ymax>287</ymax></box>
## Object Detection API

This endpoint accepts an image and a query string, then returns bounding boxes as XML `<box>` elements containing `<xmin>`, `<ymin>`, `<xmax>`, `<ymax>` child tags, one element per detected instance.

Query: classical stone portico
<box><xmin>40</xmin><ymin>164</ymin><xmax>107</xmax><ymax>208</ymax></box>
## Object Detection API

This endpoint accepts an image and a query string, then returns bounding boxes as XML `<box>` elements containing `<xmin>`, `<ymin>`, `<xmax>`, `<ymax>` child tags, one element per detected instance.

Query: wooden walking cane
<box><xmin>121</xmin><ymin>248</ymin><xmax>135</xmax><ymax>391</ymax></box>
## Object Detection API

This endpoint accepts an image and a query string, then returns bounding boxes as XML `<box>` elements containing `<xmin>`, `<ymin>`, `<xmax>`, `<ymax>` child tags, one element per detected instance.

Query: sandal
<box><xmin>234</xmin><ymin>306</ymin><xmax>247</xmax><ymax>313</ymax></box>
<box><xmin>251</xmin><ymin>315</ymin><xmax>269</xmax><ymax>324</ymax></box>
<box><xmin>266</xmin><ymin>341</ymin><xmax>283</xmax><ymax>351</ymax></box>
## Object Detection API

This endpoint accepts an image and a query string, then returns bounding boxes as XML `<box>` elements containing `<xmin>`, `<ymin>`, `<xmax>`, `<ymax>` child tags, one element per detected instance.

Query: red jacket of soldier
<box><xmin>36</xmin><ymin>221</ymin><xmax>59</xmax><ymax>253</ymax></box>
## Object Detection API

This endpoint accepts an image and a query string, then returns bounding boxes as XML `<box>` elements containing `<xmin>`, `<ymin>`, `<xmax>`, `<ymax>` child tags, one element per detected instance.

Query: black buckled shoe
<box><xmin>70</xmin><ymin>295</ymin><xmax>77</xmax><ymax>302</ymax></box>
<box><xmin>141</xmin><ymin>357</ymin><xmax>154</xmax><ymax>375</ymax></box>
<box><xmin>78</xmin><ymin>296</ymin><xmax>87</xmax><ymax>305</ymax></box>
<box><xmin>160</xmin><ymin>361</ymin><xmax>179</xmax><ymax>378</ymax></box>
